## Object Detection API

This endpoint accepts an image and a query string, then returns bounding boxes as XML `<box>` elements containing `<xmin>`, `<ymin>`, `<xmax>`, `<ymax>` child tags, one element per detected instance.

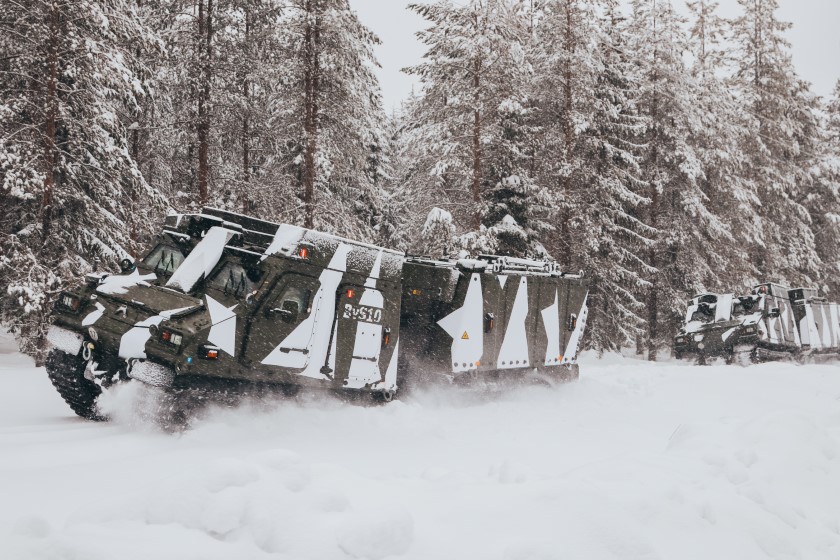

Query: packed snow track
<box><xmin>2</xmin><ymin>334</ymin><xmax>840</xmax><ymax>559</ymax></box>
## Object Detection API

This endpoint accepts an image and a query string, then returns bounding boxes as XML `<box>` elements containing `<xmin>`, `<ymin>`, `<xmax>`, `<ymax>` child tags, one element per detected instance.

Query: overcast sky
<box><xmin>349</xmin><ymin>0</ymin><xmax>840</xmax><ymax>111</ymax></box>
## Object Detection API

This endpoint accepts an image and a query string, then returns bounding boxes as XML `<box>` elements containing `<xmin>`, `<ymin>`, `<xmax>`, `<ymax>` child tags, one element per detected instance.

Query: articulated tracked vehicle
<box><xmin>674</xmin><ymin>283</ymin><xmax>840</xmax><ymax>364</ymax></box>
<box><xmin>46</xmin><ymin>208</ymin><xmax>589</xmax><ymax>420</ymax></box>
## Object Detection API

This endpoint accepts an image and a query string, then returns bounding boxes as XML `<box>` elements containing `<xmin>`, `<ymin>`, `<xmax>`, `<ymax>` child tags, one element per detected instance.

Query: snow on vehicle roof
<box><xmin>261</xmin><ymin>223</ymin><xmax>404</xmax><ymax>281</ymax></box>
<box><xmin>268</xmin><ymin>225</ymin><xmax>402</xmax><ymax>258</ymax></box>
<box><xmin>96</xmin><ymin>269</ymin><xmax>157</xmax><ymax>295</ymax></box>
<box><xmin>263</xmin><ymin>224</ymin><xmax>306</xmax><ymax>258</ymax></box>
<box><xmin>179</xmin><ymin>208</ymin><xmax>569</xmax><ymax>281</ymax></box>
<box><xmin>166</xmin><ymin>227</ymin><xmax>239</xmax><ymax>293</ymax></box>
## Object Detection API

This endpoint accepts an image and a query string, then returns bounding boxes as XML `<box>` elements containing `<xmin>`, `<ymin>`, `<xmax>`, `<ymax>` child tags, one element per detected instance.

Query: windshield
<box><xmin>690</xmin><ymin>304</ymin><xmax>715</xmax><ymax>323</ymax></box>
<box><xmin>207</xmin><ymin>262</ymin><xmax>262</xmax><ymax>298</ymax></box>
<box><xmin>732</xmin><ymin>296</ymin><xmax>759</xmax><ymax>318</ymax></box>
<box><xmin>142</xmin><ymin>244</ymin><xmax>185</xmax><ymax>276</ymax></box>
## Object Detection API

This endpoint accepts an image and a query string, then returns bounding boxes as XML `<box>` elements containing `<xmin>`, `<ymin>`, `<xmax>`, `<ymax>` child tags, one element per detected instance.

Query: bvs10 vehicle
<box><xmin>46</xmin><ymin>208</ymin><xmax>589</xmax><ymax>421</ymax></box>
<box><xmin>674</xmin><ymin>283</ymin><xmax>840</xmax><ymax>365</ymax></box>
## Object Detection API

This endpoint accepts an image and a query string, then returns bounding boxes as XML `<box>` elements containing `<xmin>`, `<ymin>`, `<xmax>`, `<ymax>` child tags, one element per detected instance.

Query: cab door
<box><xmin>330</xmin><ymin>284</ymin><xmax>386</xmax><ymax>388</ymax></box>
<box><xmin>244</xmin><ymin>273</ymin><xmax>320</xmax><ymax>372</ymax></box>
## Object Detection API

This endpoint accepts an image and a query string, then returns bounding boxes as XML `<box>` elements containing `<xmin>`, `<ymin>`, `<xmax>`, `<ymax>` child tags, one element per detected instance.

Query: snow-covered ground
<box><xmin>1</xmin><ymin>331</ymin><xmax>840</xmax><ymax>560</ymax></box>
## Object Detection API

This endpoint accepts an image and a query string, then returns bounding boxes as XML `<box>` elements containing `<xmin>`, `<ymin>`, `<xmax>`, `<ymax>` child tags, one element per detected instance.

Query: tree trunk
<box><xmin>471</xmin><ymin>56</ymin><xmax>482</xmax><ymax>230</ymax></box>
<box><xmin>647</xmin><ymin>3</ymin><xmax>660</xmax><ymax>362</ymax></box>
<box><xmin>129</xmin><ymin>126</ymin><xmax>140</xmax><ymax>254</ymax></box>
<box><xmin>302</xmin><ymin>0</ymin><xmax>320</xmax><ymax>229</ymax></box>
<box><xmin>560</xmin><ymin>0</ymin><xmax>575</xmax><ymax>268</ymax></box>
<box><xmin>242</xmin><ymin>5</ymin><xmax>251</xmax><ymax>214</ymax></box>
<box><xmin>41</xmin><ymin>2</ymin><xmax>60</xmax><ymax>239</ymax></box>
<box><xmin>197</xmin><ymin>0</ymin><xmax>213</xmax><ymax>206</ymax></box>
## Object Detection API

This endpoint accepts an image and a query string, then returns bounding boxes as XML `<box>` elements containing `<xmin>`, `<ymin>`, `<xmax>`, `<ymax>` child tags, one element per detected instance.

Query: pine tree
<box><xmin>0</xmin><ymin>0</ymin><xmax>165</xmax><ymax>360</ymax></box>
<box><xmin>406</xmin><ymin>0</ymin><xmax>543</xmax><ymax>252</ymax></box>
<box><xmin>528</xmin><ymin>0</ymin><xmax>652</xmax><ymax>351</ymax></box>
<box><xmin>730</xmin><ymin>0</ymin><xmax>824</xmax><ymax>288</ymax></box>
<box><xmin>384</xmin><ymin>92</ymin><xmax>449</xmax><ymax>253</ymax></box>
<box><xmin>212</xmin><ymin>0</ymin><xmax>291</xmax><ymax>215</ymax></box>
<box><xmin>810</xmin><ymin>80</ymin><xmax>840</xmax><ymax>296</ymax></box>
<box><xmin>686</xmin><ymin>0</ymin><xmax>760</xmax><ymax>291</ymax></box>
<box><xmin>261</xmin><ymin>0</ymin><xmax>387</xmax><ymax>240</ymax></box>
<box><xmin>628</xmin><ymin>0</ymin><xmax>732</xmax><ymax>359</ymax></box>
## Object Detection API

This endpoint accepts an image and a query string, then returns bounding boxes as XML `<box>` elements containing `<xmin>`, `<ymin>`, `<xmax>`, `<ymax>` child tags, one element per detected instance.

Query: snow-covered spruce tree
<box><xmin>628</xmin><ymin>0</ymin><xmax>733</xmax><ymax>360</ymax></box>
<box><xmin>528</xmin><ymin>0</ymin><xmax>601</xmax><ymax>268</ymax></box>
<box><xmin>266</xmin><ymin>0</ymin><xmax>387</xmax><ymax>241</ymax></box>
<box><xmin>405</xmin><ymin>0</ymin><xmax>545</xmax><ymax>254</ymax></box>
<box><xmin>387</xmin><ymin>91</ymin><xmax>449</xmax><ymax>253</ymax></box>
<box><xmin>387</xmin><ymin>91</ymin><xmax>454</xmax><ymax>255</ymax></box>
<box><xmin>210</xmin><ymin>0</ymin><xmax>296</xmax><ymax>216</ymax></box>
<box><xmin>370</xmin><ymin>110</ymin><xmax>405</xmax><ymax>249</ymax></box>
<box><xmin>0</xmin><ymin>0</ymin><xmax>165</xmax><ymax>361</ymax></box>
<box><xmin>729</xmin><ymin>0</ymin><xmax>825</xmax><ymax>289</ymax></box>
<box><xmin>145</xmin><ymin>0</ymin><xmax>218</xmax><ymax>211</ymax></box>
<box><xmin>809</xmin><ymin>80</ymin><xmax>840</xmax><ymax>296</ymax></box>
<box><xmin>420</xmin><ymin>207</ymin><xmax>458</xmax><ymax>258</ymax></box>
<box><xmin>146</xmin><ymin>0</ymin><xmax>303</xmax><ymax>218</ymax></box>
<box><xmin>527</xmin><ymin>0</ymin><xmax>652</xmax><ymax>351</ymax></box>
<box><xmin>685</xmin><ymin>0</ymin><xmax>761</xmax><ymax>291</ymax></box>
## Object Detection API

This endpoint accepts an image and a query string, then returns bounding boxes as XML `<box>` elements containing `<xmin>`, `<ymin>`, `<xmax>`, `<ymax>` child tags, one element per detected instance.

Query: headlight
<box><xmin>693</xmin><ymin>334</ymin><xmax>705</xmax><ymax>342</ymax></box>
<box><xmin>742</xmin><ymin>325</ymin><xmax>757</xmax><ymax>335</ymax></box>
<box><xmin>57</xmin><ymin>293</ymin><xmax>82</xmax><ymax>313</ymax></box>
<box><xmin>159</xmin><ymin>328</ymin><xmax>183</xmax><ymax>347</ymax></box>
<box><xmin>676</xmin><ymin>336</ymin><xmax>687</xmax><ymax>344</ymax></box>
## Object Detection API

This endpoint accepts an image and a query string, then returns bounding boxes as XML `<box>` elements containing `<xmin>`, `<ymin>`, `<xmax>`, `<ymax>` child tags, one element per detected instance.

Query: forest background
<box><xmin>2</xmin><ymin>0</ymin><xmax>839</xmax><ymax>361</ymax></box>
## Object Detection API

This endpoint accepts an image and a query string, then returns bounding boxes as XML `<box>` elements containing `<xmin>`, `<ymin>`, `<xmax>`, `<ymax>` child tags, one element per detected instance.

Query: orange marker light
<box><xmin>347</xmin><ymin>289</ymin><xmax>355</xmax><ymax>298</ymax></box>
<box><xmin>207</xmin><ymin>349</ymin><xmax>219</xmax><ymax>359</ymax></box>
<box><xmin>298</xmin><ymin>247</ymin><xmax>309</xmax><ymax>259</ymax></box>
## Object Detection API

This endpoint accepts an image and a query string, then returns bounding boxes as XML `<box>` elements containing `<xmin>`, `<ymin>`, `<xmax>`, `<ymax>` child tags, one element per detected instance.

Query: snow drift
<box><xmin>1</xmin><ymin>330</ymin><xmax>840</xmax><ymax>560</ymax></box>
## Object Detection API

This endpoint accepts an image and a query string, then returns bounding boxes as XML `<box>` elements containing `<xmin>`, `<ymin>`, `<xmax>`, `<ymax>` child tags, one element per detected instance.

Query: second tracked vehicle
<box><xmin>674</xmin><ymin>283</ymin><xmax>840</xmax><ymax>364</ymax></box>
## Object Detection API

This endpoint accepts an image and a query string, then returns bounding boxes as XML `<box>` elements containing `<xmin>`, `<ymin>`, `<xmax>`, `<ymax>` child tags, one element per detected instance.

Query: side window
<box><xmin>271</xmin><ymin>286</ymin><xmax>312</xmax><ymax>324</ymax></box>
<box><xmin>208</xmin><ymin>262</ymin><xmax>263</xmax><ymax>299</ymax></box>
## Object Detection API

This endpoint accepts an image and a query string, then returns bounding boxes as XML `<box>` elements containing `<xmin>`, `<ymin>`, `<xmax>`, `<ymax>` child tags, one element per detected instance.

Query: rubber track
<box><xmin>45</xmin><ymin>349</ymin><xmax>106</xmax><ymax>421</ymax></box>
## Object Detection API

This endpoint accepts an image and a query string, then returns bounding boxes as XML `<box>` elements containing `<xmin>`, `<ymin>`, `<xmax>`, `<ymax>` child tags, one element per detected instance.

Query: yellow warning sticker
<box><xmin>461</xmin><ymin>331</ymin><xmax>470</xmax><ymax>340</ymax></box>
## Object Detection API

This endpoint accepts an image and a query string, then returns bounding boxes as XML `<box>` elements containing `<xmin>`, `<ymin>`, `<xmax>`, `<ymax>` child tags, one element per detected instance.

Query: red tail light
<box><xmin>198</xmin><ymin>344</ymin><xmax>220</xmax><ymax>359</ymax></box>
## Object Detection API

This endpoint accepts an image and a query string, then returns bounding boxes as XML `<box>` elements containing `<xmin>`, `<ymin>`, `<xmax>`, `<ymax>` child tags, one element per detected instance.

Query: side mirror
<box><xmin>119</xmin><ymin>257</ymin><xmax>135</xmax><ymax>273</ymax></box>
<box><xmin>769</xmin><ymin>307</ymin><xmax>781</xmax><ymax>318</ymax></box>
